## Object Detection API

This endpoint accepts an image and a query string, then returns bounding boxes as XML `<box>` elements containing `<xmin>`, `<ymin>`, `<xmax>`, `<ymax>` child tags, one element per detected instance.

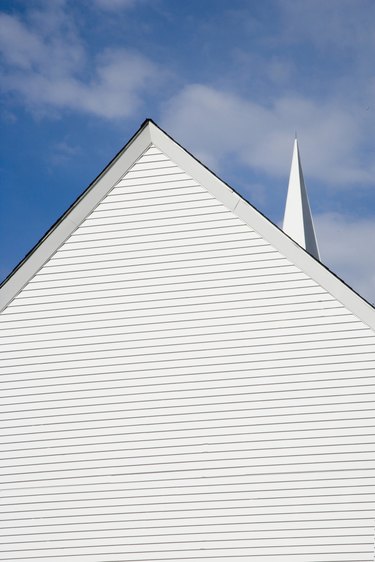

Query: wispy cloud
<box><xmin>92</xmin><ymin>0</ymin><xmax>144</xmax><ymax>10</ymax></box>
<box><xmin>276</xmin><ymin>0</ymin><xmax>375</xmax><ymax>107</ymax></box>
<box><xmin>315</xmin><ymin>212</ymin><xmax>375</xmax><ymax>303</ymax></box>
<box><xmin>0</xmin><ymin>3</ymin><xmax>160</xmax><ymax>119</ymax></box>
<box><xmin>279</xmin><ymin>0</ymin><xmax>375</xmax><ymax>52</ymax></box>
<box><xmin>161</xmin><ymin>84</ymin><xmax>375</xmax><ymax>187</ymax></box>
<box><xmin>49</xmin><ymin>140</ymin><xmax>81</xmax><ymax>166</ymax></box>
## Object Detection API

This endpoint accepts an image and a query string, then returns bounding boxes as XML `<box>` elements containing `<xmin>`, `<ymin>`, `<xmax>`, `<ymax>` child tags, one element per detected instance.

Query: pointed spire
<box><xmin>282</xmin><ymin>138</ymin><xmax>320</xmax><ymax>260</ymax></box>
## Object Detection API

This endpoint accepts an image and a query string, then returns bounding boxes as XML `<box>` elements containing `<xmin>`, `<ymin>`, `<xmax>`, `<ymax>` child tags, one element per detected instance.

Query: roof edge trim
<box><xmin>0</xmin><ymin>120</ymin><xmax>153</xmax><ymax>311</ymax></box>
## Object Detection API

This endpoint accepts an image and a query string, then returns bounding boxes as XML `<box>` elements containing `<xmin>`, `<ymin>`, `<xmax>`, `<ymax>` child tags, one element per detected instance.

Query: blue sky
<box><xmin>1</xmin><ymin>0</ymin><xmax>375</xmax><ymax>302</ymax></box>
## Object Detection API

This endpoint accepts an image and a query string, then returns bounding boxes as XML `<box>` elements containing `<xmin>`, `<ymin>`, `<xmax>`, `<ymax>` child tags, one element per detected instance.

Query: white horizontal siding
<box><xmin>1</xmin><ymin>144</ymin><xmax>375</xmax><ymax>561</ymax></box>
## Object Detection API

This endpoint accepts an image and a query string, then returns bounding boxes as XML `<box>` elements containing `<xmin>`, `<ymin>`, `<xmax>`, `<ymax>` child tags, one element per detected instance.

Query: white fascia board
<box><xmin>234</xmin><ymin>199</ymin><xmax>375</xmax><ymax>331</ymax></box>
<box><xmin>0</xmin><ymin>121</ymin><xmax>153</xmax><ymax>312</ymax></box>
<box><xmin>148</xmin><ymin>122</ymin><xmax>375</xmax><ymax>332</ymax></box>
<box><xmin>1</xmin><ymin>119</ymin><xmax>375</xmax><ymax>332</ymax></box>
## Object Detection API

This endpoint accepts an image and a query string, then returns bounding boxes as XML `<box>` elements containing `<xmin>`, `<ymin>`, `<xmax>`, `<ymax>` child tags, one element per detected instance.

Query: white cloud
<box><xmin>0</xmin><ymin>6</ymin><xmax>160</xmax><ymax>119</ymax></box>
<box><xmin>0</xmin><ymin>13</ymin><xmax>47</xmax><ymax>70</ymax></box>
<box><xmin>315</xmin><ymin>212</ymin><xmax>375</xmax><ymax>304</ymax></box>
<box><xmin>161</xmin><ymin>84</ymin><xmax>375</xmax><ymax>186</ymax></box>
<box><xmin>82</xmin><ymin>49</ymin><xmax>159</xmax><ymax>118</ymax></box>
<box><xmin>0</xmin><ymin>2</ymin><xmax>85</xmax><ymax>75</ymax></box>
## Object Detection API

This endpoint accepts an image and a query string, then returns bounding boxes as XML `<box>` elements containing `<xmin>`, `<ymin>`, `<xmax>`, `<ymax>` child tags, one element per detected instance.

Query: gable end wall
<box><xmin>1</xmin><ymin>143</ymin><xmax>375</xmax><ymax>561</ymax></box>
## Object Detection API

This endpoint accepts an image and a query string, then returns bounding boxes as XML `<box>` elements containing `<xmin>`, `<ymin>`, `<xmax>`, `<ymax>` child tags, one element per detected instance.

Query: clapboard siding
<box><xmin>1</xmin><ymin>144</ymin><xmax>375</xmax><ymax>561</ymax></box>
<box><xmin>1</xmin><ymin>325</ymin><xmax>369</xmax><ymax>354</ymax></box>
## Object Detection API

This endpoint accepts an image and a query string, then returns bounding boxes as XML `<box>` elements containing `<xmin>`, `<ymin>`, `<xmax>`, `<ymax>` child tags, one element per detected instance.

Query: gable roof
<box><xmin>1</xmin><ymin>119</ymin><xmax>374</xmax><ymax>330</ymax></box>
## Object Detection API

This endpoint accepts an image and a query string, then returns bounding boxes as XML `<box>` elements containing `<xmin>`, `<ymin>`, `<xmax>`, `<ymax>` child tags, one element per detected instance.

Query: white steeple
<box><xmin>282</xmin><ymin>138</ymin><xmax>320</xmax><ymax>260</ymax></box>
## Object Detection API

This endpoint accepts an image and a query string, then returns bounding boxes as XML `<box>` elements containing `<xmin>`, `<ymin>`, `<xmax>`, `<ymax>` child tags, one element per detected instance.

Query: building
<box><xmin>1</xmin><ymin>120</ymin><xmax>375</xmax><ymax>561</ymax></box>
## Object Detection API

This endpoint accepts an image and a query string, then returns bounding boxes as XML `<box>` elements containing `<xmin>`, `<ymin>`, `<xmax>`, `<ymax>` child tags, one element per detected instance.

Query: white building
<box><xmin>1</xmin><ymin>120</ymin><xmax>375</xmax><ymax>561</ymax></box>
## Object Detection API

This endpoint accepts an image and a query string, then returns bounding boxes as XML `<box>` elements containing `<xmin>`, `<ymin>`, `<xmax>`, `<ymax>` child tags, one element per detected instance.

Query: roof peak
<box><xmin>282</xmin><ymin>137</ymin><xmax>320</xmax><ymax>260</ymax></box>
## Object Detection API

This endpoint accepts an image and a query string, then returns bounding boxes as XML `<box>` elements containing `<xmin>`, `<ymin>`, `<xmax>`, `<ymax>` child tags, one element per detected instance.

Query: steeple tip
<box><xmin>282</xmin><ymin>138</ymin><xmax>320</xmax><ymax>260</ymax></box>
